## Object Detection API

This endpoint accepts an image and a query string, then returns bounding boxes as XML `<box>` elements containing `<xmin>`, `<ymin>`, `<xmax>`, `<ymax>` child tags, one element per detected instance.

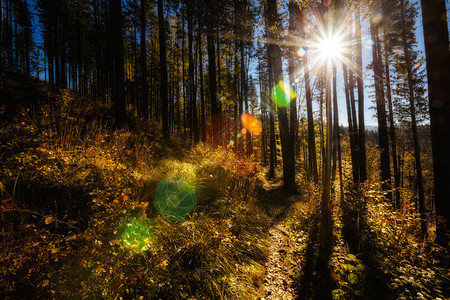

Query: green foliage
<box><xmin>331</xmin><ymin>253</ymin><xmax>366</xmax><ymax>299</ymax></box>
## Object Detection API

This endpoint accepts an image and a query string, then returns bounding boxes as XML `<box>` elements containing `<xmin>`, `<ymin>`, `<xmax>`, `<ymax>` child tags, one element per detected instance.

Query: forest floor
<box><xmin>260</xmin><ymin>184</ymin><xmax>307</xmax><ymax>300</ymax></box>
<box><xmin>1</xmin><ymin>74</ymin><xmax>448</xmax><ymax>299</ymax></box>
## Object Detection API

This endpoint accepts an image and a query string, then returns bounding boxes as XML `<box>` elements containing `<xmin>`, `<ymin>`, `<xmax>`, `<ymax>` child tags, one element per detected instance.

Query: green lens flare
<box><xmin>271</xmin><ymin>81</ymin><xmax>295</xmax><ymax>107</ymax></box>
<box><xmin>154</xmin><ymin>177</ymin><xmax>197</xmax><ymax>221</ymax></box>
<box><xmin>119</xmin><ymin>217</ymin><xmax>156</xmax><ymax>253</ymax></box>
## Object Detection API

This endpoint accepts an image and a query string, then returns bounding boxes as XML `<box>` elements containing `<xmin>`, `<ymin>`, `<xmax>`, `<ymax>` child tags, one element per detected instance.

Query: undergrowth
<box><xmin>0</xmin><ymin>84</ymin><xmax>269</xmax><ymax>298</ymax></box>
<box><xmin>286</xmin><ymin>178</ymin><xmax>448</xmax><ymax>300</ymax></box>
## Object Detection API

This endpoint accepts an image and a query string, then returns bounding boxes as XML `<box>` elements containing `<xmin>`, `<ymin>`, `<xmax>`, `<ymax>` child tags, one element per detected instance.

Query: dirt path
<box><xmin>261</xmin><ymin>186</ymin><xmax>307</xmax><ymax>300</ymax></box>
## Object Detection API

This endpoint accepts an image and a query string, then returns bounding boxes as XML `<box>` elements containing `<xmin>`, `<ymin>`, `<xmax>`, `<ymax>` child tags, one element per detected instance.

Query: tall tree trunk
<box><xmin>321</xmin><ymin>52</ymin><xmax>332</xmax><ymax>261</ymax></box>
<box><xmin>420</xmin><ymin>0</ymin><xmax>450</xmax><ymax>246</ymax></box>
<box><xmin>370</xmin><ymin>19</ymin><xmax>391</xmax><ymax>201</ymax></box>
<box><xmin>355</xmin><ymin>9</ymin><xmax>367</xmax><ymax>182</ymax></box>
<box><xmin>267</xmin><ymin>0</ymin><xmax>295</xmax><ymax>192</ymax></box>
<box><xmin>304</xmin><ymin>51</ymin><xmax>318</xmax><ymax>183</ymax></box>
<box><xmin>343</xmin><ymin>64</ymin><xmax>359</xmax><ymax>185</ymax></box>
<box><xmin>267</xmin><ymin>46</ymin><xmax>276</xmax><ymax>179</ymax></box>
<box><xmin>158</xmin><ymin>0</ymin><xmax>169</xmax><ymax>137</ymax></box>
<box><xmin>383</xmin><ymin>34</ymin><xmax>400</xmax><ymax>209</ymax></box>
<box><xmin>332</xmin><ymin>61</ymin><xmax>343</xmax><ymax>198</ymax></box>
<box><xmin>140</xmin><ymin>0</ymin><xmax>149</xmax><ymax>120</ymax></box>
<box><xmin>187</xmin><ymin>7</ymin><xmax>199</xmax><ymax>142</ymax></box>
<box><xmin>401</xmin><ymin>0</ymin><xmax>426</xmax><ymax>237</ymax></box>
<box><xmin>288</xmin><ymin>0</ymin><xmax>299</xmax><ymax>171</ymax></box>
<box><xmin>110</xmin><ymin>0</ymin><xmax>126</xmax><ymax>127</ymax></box>
<box><xmin>197</xmin><ymin>6</ymin><xmax>205</xmax><ymax>142</ymax></box>
<box><xmin>206</xmin><ymin>1</ymin><xmax>219</xmax><ymax>146</ymax></box>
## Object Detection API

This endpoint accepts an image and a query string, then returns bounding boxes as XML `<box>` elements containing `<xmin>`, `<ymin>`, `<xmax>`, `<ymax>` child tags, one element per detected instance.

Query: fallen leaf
<box><xmin>44</xmin><ymin>216</ymin><xmax>54</xmax><ymax>224</ymax></box>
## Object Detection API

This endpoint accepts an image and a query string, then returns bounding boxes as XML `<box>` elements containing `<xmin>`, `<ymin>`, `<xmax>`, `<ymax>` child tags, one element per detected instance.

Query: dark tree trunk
<box><xmin>304</xmin><ymin>51</ymin><xmax>318</xmax><ymax>183</ymax></box>
<box><xmin>355</xmin><ymin>9</ymin><xmax>367</xmax><ymax>182</ymax></box>
<box><xmin>158</xmin><ymin>0</ymin><xmax>169</xmax><ymax>137</ymax></box>
<box><xmin>140</xmin><ymin>0</ymin><xmax>149</xmax><ymax>120</ymax></box>
<box><xmin>370</xmin><ymin>19</ymin><xmax>392</xmax><ymax>201</ymax></box>
<box><xmin>206</xmin><ymin>1</ymin><xmax>219</xmax><ymax>146</ymax></box>
<box><xmin>187</xmin><ymin>7</ymin><xmax>199</xmax><ymax>143</ymax></box>
<box><xmin>343</xmin><ymin>64</ymin><xmax>359</xmax><ymax>186</ymax></box>
<box><xmin>110</xmin><ymin>0</ymin><xmax>126</xmax><ymax>127</ymax></box>
<box><xmin>197</xmin><ymin>7</ymin><xmax>205</xmax><ymax>142</ymax></box>
<box><xmin>288</xmin><ymin>0</ymin><xmax>299</xmax><ymax>170</ymax></box>
<box><xmin>401</xmin><ymin>0</ymin><xmax>426</xmax><ymax>238</ymax></box>
<box><xmin>267</xmin><ymin>45</ymin><xmax>276</xmax><ymax>179</ymax></box>
<box><xmin>267</xmin><ymin>0</ymin><xmax>295</xmax><ymax>192</ymax></box>
<box><xmin>420</xmin><ymin>0</ymin><xmax>450</xmax><ymax>246</ymax></box>
<box><xmin>383</xmin><ymin>32</ymin><xmax>400</xmax><ymax>209</ymax></box>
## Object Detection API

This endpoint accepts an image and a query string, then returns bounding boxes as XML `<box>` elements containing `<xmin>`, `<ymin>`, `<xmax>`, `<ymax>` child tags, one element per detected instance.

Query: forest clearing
<box><xmin>1</xmin><ymin>0</ymin><xmax>449</xmax><ymax>298</ymax></box>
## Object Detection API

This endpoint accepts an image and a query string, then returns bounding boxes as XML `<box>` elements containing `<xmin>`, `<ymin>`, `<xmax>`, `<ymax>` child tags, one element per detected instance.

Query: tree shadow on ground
<box><xmin>294</xmin><ymin>208</ymin><xmax>334</xmax><ymax>300</ymax></box>
<box><xmin>341</xmin><ymin>187</ymin><xmax>392</xmax><ymax>299</ymax></box>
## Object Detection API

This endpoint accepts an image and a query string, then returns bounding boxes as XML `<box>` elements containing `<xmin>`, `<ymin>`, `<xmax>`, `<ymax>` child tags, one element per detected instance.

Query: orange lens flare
<box><xmin>241</xmin><ymin>114</ymin><xmax>262</xmax><ymax>136</ymax></box>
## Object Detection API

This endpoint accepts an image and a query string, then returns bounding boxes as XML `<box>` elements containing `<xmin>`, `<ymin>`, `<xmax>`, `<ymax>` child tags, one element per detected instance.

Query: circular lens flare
<box><xmin>118</xmin><ymin>217</ymin><xmax>157</xmax><ymax>253</ymax></box>
<box><xmin>271</xmin><ymin>81</ymin><xmax>296</xmax><ymax>107</ymax></box>
<box><xmin>241</xmin><ymin>113</ymin><xmax>262</xmax><ymax>136</ymax></box>
<box><xmin>153</xmin><ymin>177</ymin><xmax>197</xmax><ymax>221</ymax></box>
<box><xmin>297</xmin><ymin>47</ymin><xmax>306</xmax><ymax>57</ymax></box>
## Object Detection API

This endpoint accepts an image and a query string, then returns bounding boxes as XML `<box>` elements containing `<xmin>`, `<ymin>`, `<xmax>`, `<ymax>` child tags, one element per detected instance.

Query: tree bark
<box><xmin>355</xmin><ymin>9</ymin><xmax>367</xmax><ymax>182</ymax></box>
<box><xmin>140</xmin><ymin>0</ymin><xmax>149</xmax><ymax>120</ymax></box>
<box><xmin>158</xmin><ymin>0</ymin><xmax>169</xmax><ymax>137</ymax></box>
<box><xmin>401</xmin><ymin>0</ymin><xmax>426</xmax><ymax>238</ymax></box>
<box><xmin>110</xmin><ymin>0</ymin><xmax>126</xmax><ymax>127</ymax></box>
<box><xmin>267</xmin><ymin>0</ymin><xmax>296</xmax><ymax>192</ymax></box>
<box><xmin>370</xmin><ymin>19</ymin><xmax>391</xmax><ymax>201</ymax></box>
<box><xmin>420</xmin><ymin>0</ymin><xmax>450</xmax><ymax>246</ymax></box>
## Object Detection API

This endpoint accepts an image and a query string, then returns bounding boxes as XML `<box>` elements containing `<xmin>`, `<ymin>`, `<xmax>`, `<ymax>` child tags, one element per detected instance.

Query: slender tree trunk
<box><xmin>158</xmin><ymin>0</ymin><xmax>169</xmax><ymax>137</ymax></box>
<box><xmin>267</xmin><ymin>44</ymin><xmax>276</xmax><ymax>179</ymax></box>
<box><xmin>110</xmin><ymin>0</ymin><xmax>126</xmax><ymax>127</ymax></box>
<box><xmin>355</xmin><ymin>9</ymin><xmax>367</xmax><ymax>182</ymax></box>
<box><xmin>321</xmin><ymin>57</ymin><xmax>332</xmax><ymax>259</ymax></box>
<box><xmin>401</xmin><ymin>0</ymin><xmax>426</xmax><ymax>237</ymax></box>
<box><xmin>187</xmin><ymin>7</ymin><xmax>199</xmax><ymax>142</ymax></box>
<box><xmin>140</xmin><ymin>0</ymin><xmax>148</xmax><ymax>120</ymax></box>
<box><xmin>197</xmin><ymin>7</ymin><xmax>205</xmax><ymax>142</ymax></box>
<box><xmin>267</xmin><ymin>0</ymin><xmax>295</xmax><ymax>192</ymax></box>
<box><xmin>288</xmin><ymin>0</ymin><xmax>299</xmax><ymax>172</ymax></box>
<box><xmin>332</xmin><ymin>61</ymin><xmax>343</xmax><ymax>198</ymax></box>
<box><xmin>370</xmin><ymin>19</ymin><xmax>391</xmax><ymax>200</ymax></box>
<box><xmin>207</xmin><ymin>1</ymin><xmax>219</xmax><ymax>146</ymax></box>
<box><xmin>383</xmin><ymin>35</ymin><xmax>400</xmax><ymax>209</ymax></box>
<box><xmin>304</xmin><ymin>51</ymin><xmax>318</xmax><ymax>183</ymax></box>
<box><xmin>343</xmin><ymin>64</ymin><xmax>359</xmax><ymax>185</ymax></box>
